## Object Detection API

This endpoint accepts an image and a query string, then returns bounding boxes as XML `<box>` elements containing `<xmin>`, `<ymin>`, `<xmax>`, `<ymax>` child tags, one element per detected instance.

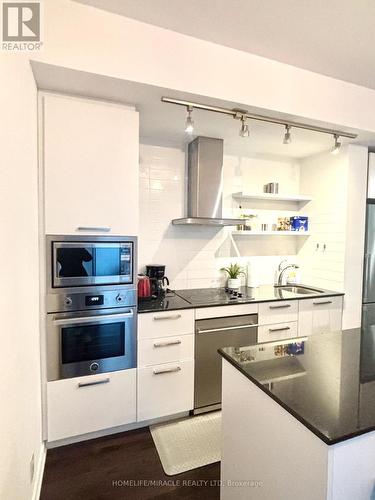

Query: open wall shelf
<box><xmin>232</xmin><ymin>192</ymin><xmax>313</xmax><ymax>203</ymax></box>
<box><xmin>232</xmin><ymin>230</ymin><xmax>311</xmax><ymax>236</ymax></box>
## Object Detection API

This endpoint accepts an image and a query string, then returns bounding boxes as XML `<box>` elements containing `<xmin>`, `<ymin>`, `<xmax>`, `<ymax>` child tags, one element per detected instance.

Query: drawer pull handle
<box><xmin>76</xmin><ymin>226</ymin><xmax>111</xmax><ymax>232</ymax></box>
<box><xmin>153</xmin><ymin>314</ymin><xmax>182</xmax><ymax>321</ymax></box>
<box><xmin>154</xmin><ymin>340</ymin><xmax>182</xmax><ymax>348</ymax></box>
<box><xmin>269</xmin><ymin>326</ymin><xmax>291</xmax><ymax>333</ymax></box>
<box><xmin>78</xmin><ymin>378</ymin><xmax>110</xmax><ymax>388</ymax></box>
<box><xmin>153</xmin><ymin>366</ymin><xmax>181</xmax><ymax>375</ymax></box>
<box><xmin>313</xmin><ymin>300</ymin><xmax>333</xmax><ymax>305</ymax></box>
<box><xmin>269</xmin><ymin>304</ymin><xmax>291</xmax><ymax>309</ymax></box>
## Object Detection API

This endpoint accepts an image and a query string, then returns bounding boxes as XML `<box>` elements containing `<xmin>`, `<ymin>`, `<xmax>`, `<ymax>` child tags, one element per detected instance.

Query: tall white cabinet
<box><xmin>41</xmin><ymin>93</ymin><xmax>139</xmax><ymax>236</ymax></box>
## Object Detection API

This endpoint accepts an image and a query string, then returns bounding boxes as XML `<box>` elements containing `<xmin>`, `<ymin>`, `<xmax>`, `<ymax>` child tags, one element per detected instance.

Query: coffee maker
<box><xmin>146</xmin><ymin>265</ymin><xmax>170</xmax><ymax>297</ymax></box>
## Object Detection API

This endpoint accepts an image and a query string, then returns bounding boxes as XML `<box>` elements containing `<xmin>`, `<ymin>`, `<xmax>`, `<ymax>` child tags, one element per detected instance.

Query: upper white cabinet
<box><xmin>298</xmin><ymin>296</ymin><xmax>343</xmax><ymax>336</ymax></box>
<box><xmin>41</xmin><ymin>93</ymin><xmax>139</xmax><ymax>236</ymax></box>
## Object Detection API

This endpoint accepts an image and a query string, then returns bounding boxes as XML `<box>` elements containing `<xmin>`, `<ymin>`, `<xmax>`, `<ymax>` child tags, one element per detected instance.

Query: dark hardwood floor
<box><xmin>41</xmin><ymin>427</ymin><xmax>220</xmax><ymax>500</ymax></box>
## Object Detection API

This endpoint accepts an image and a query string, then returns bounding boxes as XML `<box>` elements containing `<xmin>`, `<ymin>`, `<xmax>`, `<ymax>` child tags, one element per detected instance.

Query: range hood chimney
<box><xmin>172</xmin><ymin>137</ymin><xmax>244</xmax><ymax>226</ymax></box>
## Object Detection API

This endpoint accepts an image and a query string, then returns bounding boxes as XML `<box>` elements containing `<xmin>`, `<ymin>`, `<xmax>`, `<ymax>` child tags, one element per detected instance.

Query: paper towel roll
<box><xmin>247</xmin><ymin>261</ymin><xmax>259</xmax><ymax>288</ymax></box>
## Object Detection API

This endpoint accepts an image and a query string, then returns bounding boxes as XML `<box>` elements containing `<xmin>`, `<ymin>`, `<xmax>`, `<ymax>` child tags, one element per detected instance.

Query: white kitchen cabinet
<box><xmin>137</xmin><ymin>309</ymin><xmax>194</xmax><ymax>421</ymax></box>
<box><xmin>258</xmin><ymin>300</ymin><xmax>298</xmax><ymax>325</ymax></box>
<box><xmin>137</xmin><ymin>360</ymin><xmax>194</xmax><ymax>421</ymax></box>
<box><xmin>138</xmin><ymin>334</ymin><xmax>194</xmax><ymax>367</ymax></box>
<box><xmin>42</xmin><ymin>93</ymin><xmax>139</xmax><ymax>236</ymax></box>
<box><xmin>137</xmin><ymin>309</ymin><xmax>194</xmax><ymax>339</ymax></box>
<box><xmin>47</xmin><ymin>369</ymin><xmax>136</xmax><ymax>441</ymax></box>
<box><xmin>298</xmin><ymin>296</ymin><xmax>343</xmax><ymax>336</ymax></box>
<box><xmin>258</xmin><ymin>321</ymin><xmax>298</xmax><ymax>343</ymax></box>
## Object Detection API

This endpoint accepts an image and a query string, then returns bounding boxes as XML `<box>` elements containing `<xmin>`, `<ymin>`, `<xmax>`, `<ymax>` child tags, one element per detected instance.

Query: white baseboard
<box><xmin>31</xmin><ymin>442</ymin><xmax>46</xmax><ymax>500</ymax></box>
<box><xmin>47</xmin><ymin>411</ymin><xmax>189</xmax><ymax>448</ymax></box>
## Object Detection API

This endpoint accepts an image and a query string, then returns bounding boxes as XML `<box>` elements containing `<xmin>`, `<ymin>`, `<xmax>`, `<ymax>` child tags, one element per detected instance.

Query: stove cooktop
<box><xmin>175</xmin><ymin>287</ymin><xmax>255</xmax><ymax>306</ymax></box>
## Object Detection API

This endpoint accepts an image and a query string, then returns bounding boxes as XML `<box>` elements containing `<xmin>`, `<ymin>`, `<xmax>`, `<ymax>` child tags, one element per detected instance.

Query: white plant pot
<box><xmin>228</xmin><ymin>278</ymin><xmax>241</xmax><ymax>289</ymax></box>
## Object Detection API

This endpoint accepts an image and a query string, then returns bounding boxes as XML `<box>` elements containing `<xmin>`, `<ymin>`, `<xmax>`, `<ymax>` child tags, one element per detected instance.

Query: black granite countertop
<box><xmin>219</xmin><ymin>328</ymin><xmax>375</xmax><ymax>445</ymax></box>
<box><xmin>138</xmin><ymin>291</ymin><xmax>191</xmax><ymax>313</ymax></box>
<box><xmin>137</xmin><ymin>285</ymin><xmax>344</xmax><ymax>314</ymax></box>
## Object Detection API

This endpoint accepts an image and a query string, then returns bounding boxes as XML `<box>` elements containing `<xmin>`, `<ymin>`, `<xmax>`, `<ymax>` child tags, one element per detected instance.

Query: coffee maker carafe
<box><xmin>146</xmin><ymin>265</ymin><xmax>169</xmax><ymax>297</ymax></box>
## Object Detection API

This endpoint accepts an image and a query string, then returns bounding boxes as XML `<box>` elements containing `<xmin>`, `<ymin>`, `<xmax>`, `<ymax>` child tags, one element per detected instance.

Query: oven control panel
<box><xmin>47</xmin><ymin>288</ymin><xmax>137</xmax><ymax>313</ymax></box>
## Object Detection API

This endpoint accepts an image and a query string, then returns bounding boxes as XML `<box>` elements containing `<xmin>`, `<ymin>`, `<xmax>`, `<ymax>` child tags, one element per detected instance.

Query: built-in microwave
<box><xmin>46</xmin><ymin>235</ymin><xmax>137</xmax><ymax>290</ymax></box>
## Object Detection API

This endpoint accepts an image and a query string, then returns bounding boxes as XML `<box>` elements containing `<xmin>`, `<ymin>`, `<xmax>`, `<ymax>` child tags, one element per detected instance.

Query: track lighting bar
<box><xmin>161</xmin><ymin>96</ymin><xmax>357</xmax><ymax>140</ymax></box>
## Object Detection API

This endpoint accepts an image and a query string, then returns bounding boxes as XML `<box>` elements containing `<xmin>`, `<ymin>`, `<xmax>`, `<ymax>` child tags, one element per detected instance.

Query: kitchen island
<box><xmin>219</xmin><ymin>328</ymin><xmax>375</xmax><ymax>500</ymax></box>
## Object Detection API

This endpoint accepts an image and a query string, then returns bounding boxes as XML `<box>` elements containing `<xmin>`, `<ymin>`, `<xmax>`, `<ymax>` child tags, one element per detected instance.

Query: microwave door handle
<box><xmin>53</xmin><ymin>311</ymin><xmax>134</xmax><ymax>326</ymax></box>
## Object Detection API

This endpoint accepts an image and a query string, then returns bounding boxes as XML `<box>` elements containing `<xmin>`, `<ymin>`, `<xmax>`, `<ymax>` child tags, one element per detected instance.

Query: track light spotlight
<box><xmin>185</xmin><ymin>106</ymin><xmax>194</xmax><ymax>134</ymax></box>
<box><xmin>239</xmin><ymin>115</ymin><xmax>250</xmax><ymax>137</ymax></box>
<box><xmin>283</xmin><ymin>125</ymin><xmax>292</xmax><ymax>144</ymax></box>
<box><xmin>331</xmin><ymin>134</ymin><xmax>341</xmax><ymax>154</ymax></box>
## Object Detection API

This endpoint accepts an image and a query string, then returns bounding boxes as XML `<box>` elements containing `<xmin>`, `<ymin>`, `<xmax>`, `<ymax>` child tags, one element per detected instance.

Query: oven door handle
<box><xmin>52</xmin><ymin>311</ymin><xmax>134</xmax><ymax>326</ymax></box>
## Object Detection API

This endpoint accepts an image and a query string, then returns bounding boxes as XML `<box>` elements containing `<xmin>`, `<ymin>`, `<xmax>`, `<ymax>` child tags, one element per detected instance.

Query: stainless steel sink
<box><xmin>275</xmin><ymin>285</ymin><xmax>323</xmax><ymax>296</ymax></box>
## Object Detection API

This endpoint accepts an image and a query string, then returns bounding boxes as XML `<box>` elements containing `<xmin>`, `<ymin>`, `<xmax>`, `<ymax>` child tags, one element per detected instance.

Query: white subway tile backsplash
<box><xmin>139</xmin><ymin>144</ymin><xmax>307</xmax><ymax>289</ymax></box>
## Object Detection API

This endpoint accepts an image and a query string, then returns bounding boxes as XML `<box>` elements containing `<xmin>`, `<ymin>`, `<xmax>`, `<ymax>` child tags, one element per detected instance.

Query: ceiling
<box><xmin>32</xmin><ymin>61</ymin><xmax>372</xmax><ymax>159</ymax></box>
<box><xmin>74</xmin><ymin>0</ymin><xmax>375</xmax><ymax>91</ymax></box>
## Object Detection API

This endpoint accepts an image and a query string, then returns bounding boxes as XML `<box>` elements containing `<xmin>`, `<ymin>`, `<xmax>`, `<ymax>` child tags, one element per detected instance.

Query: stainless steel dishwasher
<box><xmin>194</xmin><ymin>313</ymin><xmax>258</xmax><ymax>414</ymax></box>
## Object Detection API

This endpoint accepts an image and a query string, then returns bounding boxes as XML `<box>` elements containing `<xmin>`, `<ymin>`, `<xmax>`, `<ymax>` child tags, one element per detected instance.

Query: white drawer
<box><xmin>258</xmin><ymin>300</ymin><xmax>298</xmax><ymax>325</ymax></box>
<box><xmin>138</xmin><ymin>309</ymin><xmax>194</xmax><ymax>339</ymax></box>
<box><xmin>47</xmin><ymin>369</ymin><xmax>136</xmax><ymax>442</ymax></box>
<box><xmin>138</xmin><ymin>334</ymin><xmax>194</xmax><ymax>367</ymax></box>
<box><xmin>137</xmin><ymin>360</ymin><xmax>194</xmax><ymax>422</ymax></box>
<box><xmin>258</xmin><ymin>321</ymin><xmax>298</xmax><ymax>343</ymax></box>
<box><xmin>195</xmin><ymin>303</ymin><xmax>258</xmax><ymax>320</ymax></box>
<box><xmin>298</xmin><ymin>296</ymin><xmax>343</xmax><ymax>336</ymax></box>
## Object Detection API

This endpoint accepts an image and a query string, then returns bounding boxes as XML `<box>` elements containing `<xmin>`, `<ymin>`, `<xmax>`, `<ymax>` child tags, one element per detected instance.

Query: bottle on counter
<box><xmin>247</xmin><ymin>260</ymin><xmax>259</xmax><ymax>288</ymax></box>
<box><xmin>287</xmin><ymin>267</ymin><xmax>301</xmax><ymax>284</ymax></box>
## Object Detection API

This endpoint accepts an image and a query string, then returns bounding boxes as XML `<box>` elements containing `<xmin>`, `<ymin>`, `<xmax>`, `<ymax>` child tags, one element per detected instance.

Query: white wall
<box><xmin>299</xmin><ymin>151</ymin><xmax>348</xmax><ymax>291</ymax></box>
<box><xmin>0</xmin><ymin>56</ymin><xmax>44</xmax><ymax>500</ymax></box>
<box><xmin>34</xmin><ymin>0</ymin><xmax>375</xmax><ymax>134</ymax></box>
<box><xmin>343</xmin><ymin>146</ymin><xmax>367</xmax><ymax>329</ymax></box>
<box><xmin>138</xmin><ymin>143</ymin><xmax>301</xmax><ymax>288</ymax></box>
<box><xmin>299</xmin><ymin>145</ymin><xmax>368</xmax><ymax>328</ymax></box>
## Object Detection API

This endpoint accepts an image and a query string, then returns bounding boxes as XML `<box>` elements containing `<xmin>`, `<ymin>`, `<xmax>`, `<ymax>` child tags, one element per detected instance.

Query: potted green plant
<box><xmin>221</xmin><ymin>263</ymin><xmax>245</xmax><ymax>289</ymax></box>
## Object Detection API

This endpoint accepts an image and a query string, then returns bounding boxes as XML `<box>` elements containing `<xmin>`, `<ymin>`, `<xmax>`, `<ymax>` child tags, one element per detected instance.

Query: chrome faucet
<box><xmin>275</xmin><ymin>261</ymin><xmax>300</xmax><ymax>286</ymax></box>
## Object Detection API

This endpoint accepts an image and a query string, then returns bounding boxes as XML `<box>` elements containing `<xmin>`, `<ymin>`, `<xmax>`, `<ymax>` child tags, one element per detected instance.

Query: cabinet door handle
<box><xmin>76</xmin><ymin>226</ymin><xmax>111</xmax><ymax>232</ymax></box>
<box><xmin>153</xmin><ymin>314</ymin><xmax>182</xmax><ymax>321</ymax></box>
<box><xmin>269</xmin><ymin>326</ymin><xmax>291</xmax><ymax>333</ymax></box>
<box><xmin>154</xmin><ymin>340</ymin><xmax>182</xmax><ymax>348</ymax></box>
<box><xmin>153</xmin><ymin>366</ymin><xmax>181</xmax><ymax>375</ymax></box>
<box><xmin>269</xmin><ymin>304</ymin><xmax>291</xmax><ymax>309</ymax></box>
<box><xmin>78</xmin><ymin>378</ymin><xmax>110</xmax><ymax>388</ymax></box>
<box><xmin>313</xmin><ymin>300</ymin><xmax>333</xmax><ymax>305</ymax></box>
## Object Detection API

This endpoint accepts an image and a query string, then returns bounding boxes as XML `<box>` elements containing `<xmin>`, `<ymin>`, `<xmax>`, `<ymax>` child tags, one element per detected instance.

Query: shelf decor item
<box><xmin>290</xmin><ymin>216</ymin><xmax>309</xmax><ymax>231</ymax></box>
<box><xmin>277</xmin><ymin>217</ymin><xmax>291</xmax><ymax>231</ymax></box>
<box><xmin>221</xmin><ymin>263</ymin><xmax>245</xmax><ymax>289</ymax></box>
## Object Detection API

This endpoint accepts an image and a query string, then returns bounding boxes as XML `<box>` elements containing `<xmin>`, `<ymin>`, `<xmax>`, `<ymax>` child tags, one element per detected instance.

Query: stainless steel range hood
<box><xmin>172</xmin><ymin>137</ymin><xmax>244</xmax><ymax>226</ymax></box>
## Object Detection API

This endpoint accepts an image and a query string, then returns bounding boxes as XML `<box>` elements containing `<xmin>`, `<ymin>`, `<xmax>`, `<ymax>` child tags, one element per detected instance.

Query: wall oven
<box><xmin>47</xmin><ymin>305</ymin><xmax>136</xmax><ymax>381</ymax></box>
<box><xmin>46</xmin><ymin>235</ymin><xmax>138</xmax><ymax>381</ymax></box>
